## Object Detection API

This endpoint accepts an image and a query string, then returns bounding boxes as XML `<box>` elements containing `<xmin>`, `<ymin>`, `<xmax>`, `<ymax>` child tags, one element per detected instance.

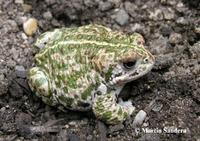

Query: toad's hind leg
<box><xmin>92</xmin><ymin>92</ymin><xmax>135</xmax><ymax>124</ymax></box>
<box><xmin>28</xmin><ymin>67</ymin><xmax>58</xmax><ymax>106</ymax></box>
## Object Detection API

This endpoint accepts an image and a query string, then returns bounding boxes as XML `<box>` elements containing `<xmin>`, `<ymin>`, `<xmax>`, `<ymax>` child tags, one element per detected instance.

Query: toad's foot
<box><xmin>28</xmin><ymin>67</ymin><xmax>58</xmax><ymax>106</ymax></box>
<box><xmin>92</xmin><ymin>92</ymin><xmax>135</xmax><ymax>124</ymax></box>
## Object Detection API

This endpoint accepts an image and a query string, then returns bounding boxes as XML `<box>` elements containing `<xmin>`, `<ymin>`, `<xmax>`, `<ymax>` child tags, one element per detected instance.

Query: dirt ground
<box><xmin>0</xmin><ymin>0</ymin><xmax>200</xmax><ymax>140</ymax></box>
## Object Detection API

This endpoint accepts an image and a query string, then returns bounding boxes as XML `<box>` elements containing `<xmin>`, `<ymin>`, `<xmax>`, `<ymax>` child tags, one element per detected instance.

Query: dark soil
<box><xmin>0</xmin><ymin>0</ymin><xmax>200</xmax><ymax>140</ymax></box>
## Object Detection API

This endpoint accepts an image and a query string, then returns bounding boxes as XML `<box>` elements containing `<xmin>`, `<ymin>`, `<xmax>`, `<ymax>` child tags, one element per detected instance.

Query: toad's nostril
<box><xmin>144</xmin><ymin>58</ymin><xmax>149</xmax><ymax>63</ymax></box>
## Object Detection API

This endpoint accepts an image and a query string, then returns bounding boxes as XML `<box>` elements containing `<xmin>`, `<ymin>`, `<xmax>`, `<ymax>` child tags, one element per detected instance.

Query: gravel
<box><xmin>162</xmin><ymin>7</ymin><xmax>175</xmax><ymax>20</ymax></box>
<box><xmin>0</xmin><ymin>0</ymin><xmax>199</xmax><ymax>140</ymax></box>
<box><xmin>0</xmin><ymin>74</ymin><xmax>8</xmax><ymax>96</ymax></box>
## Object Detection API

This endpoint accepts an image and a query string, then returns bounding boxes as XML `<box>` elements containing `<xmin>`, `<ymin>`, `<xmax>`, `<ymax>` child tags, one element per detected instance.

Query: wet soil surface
<box><xmin>0</xmin><ymin>0</ymin><xmax>200</xmax><ymax>140</ymax></box>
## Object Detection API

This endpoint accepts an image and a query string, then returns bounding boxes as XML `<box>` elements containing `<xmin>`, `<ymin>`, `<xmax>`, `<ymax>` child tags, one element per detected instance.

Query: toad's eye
<box><xmin>123</xmin><ymin>61</ymin><xmax>136</xmax><ymax>69</ymax></box>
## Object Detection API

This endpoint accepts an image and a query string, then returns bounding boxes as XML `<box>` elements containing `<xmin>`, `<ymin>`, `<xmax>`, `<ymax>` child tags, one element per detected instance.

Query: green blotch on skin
<box><xmin>93</xmin><ymin>98</ymin><xmax>106</xmax><ymax>113</ymax></box>
<box><xmin>102</xmin><ymin>111</ymin><xmax>112</xmax><ymax>120</ymax></box>
<box><xmin>54</xmin><ymin>75</ymin><xmax>62</xmax><ymax>88</ymax></box>
<box><xmin>56</xmin><ymin>62</ymin><xmax>63</xmax><ymax>69</ymax></box>
<box><xmin>96</xmin><ymin>102</ymin><xmax>104</xmax><ymax>108</ymax></box>
<box><xmin>123</xmin><ymin>111</ymin><xmax>128</xmax><ymax>118</ymax></box>
<box><xmin>63</xmin><ymin>87</ymin><xmax>68</xmax><ymax>93</ymax></box>
<box><xmin>58</xmin><ymin>95</ymin><xmax>74</xmax><ymax>107</ymax></box>
<box><xmin>94</xmin><ymin>105</ymin><xmax>104</xmax><ymax>114</ymax></box>
<box><xmin>95</xmin><ymin>75</ymin><xmax>100</xmax><ymax>84</ymax></box>
<box><xmin>67</xmin><ymin>75</ymin><xmax>78</xmax><ymax>89</ymax></box>
<box><xmin>66</xmin><ymin>66</ymin><xmax>91</xmax><ymax>89</ymax></box>
<box><xmin>118</xmin><ymin>107</ymin><xmax>123</xmax><ymax>116</ymax></box>
<box><xmin>81</xmin><ymin>85</ymin><xmax>94</xmax><ymax>100</ymax></box>
<box><xmin>105</xmin><ymin>67</ymin><xmax>113</xmax><ymax>82</ymax></box>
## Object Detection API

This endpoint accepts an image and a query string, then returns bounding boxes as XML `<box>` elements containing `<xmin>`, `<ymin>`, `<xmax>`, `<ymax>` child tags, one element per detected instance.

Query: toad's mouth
<box><xmin>108</xmin><ymin>62</ymin><xmax>154</xmax><ymax>86</ymax></box>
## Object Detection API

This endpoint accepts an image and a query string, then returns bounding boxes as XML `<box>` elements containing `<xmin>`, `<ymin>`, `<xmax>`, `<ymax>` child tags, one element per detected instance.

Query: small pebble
<box><xmin>7</xmin><ymin>59</ymin><xmax>16</xmax><ymax>68</ymax></box>
<box><xmin>51</xmin><ymin>19</ymin><xmax>60</xmax><ymax>27</ymax></box>
<box><xmin>124</xmin><ymin>1</ymin><xmax>137</xmax><ymax>16</ymax></box>
<box><xmin>65</xmin><ymin>124</ymin><xmax>69</xmax><ymax>128</ymax></box>
<box><xmin>15</xmin><ymin>65</ymin><xmax>26</xmax><ymax>78</ymax></box>
<box><xmin>152</xmin><ymin>103</ymin><xmax>163</xmax><ymax>112</ymax></box>
<box><xmin>80</xmin><ymin>118</ymin><xmax>88</xmax><ymax>125</ymax></box>
<box><xmin>43</xmin><ymin>11</ymin><xmax>53</xmax><ymax>20</ymax></box>
<box><xmin>169</xmin><ymin>32</ymin><xmax>182</xmax><ymax>44</ymax></box>
<box><xmin>68</xmin><ymin>121</ymin><xmax>77</xmax><ymax>126</ymax></box>
<box><xmin>176</xmin><ymin>17</ymin><xmax>188</xmax><ymax>25</ymax></box>
<box><xmin>132</xmin><ymin>110</ymin><xmax>147</xmax><ymax>127</ymax></box>
<box><xmin>189</xmin><ymin>41</ymin><xmax>200</xmax><ymax>59</ymax></box>
<box><xmin>45</xmin><ymin>0</ymin><xmax>56</xmax><ymax>5</ymax></box>
<box><xmin>160</xmin><ymin>0</ymin><xmax>167</xmax><ymax>4</ymax></box>
<box><xmin>131</xmin><ymin>23</ymin><xmax>143</xmax><ymax>32</ymax></box>
<box><xmin>23</xmin><ymin>18</ymin><xmax>38</xmax><ymax>36</ymax></box>
<box><xmin>149</xmin><ymin>9</ymin><xmax>163</xmax><ymax>20</ymax></box>
<box><xmin>114</xmin><ymin>9</ymin><xmax>129</xmax><ymax>26</ymax></box>
<box><xmin>0</xmin><ymin>107</ymin><xmax>6</xmax><ymax>112</ymax></box>
<box><xmin>142</xmin><ymin>122</ymin><xmax>149</xmax><ymax>127</ymax></box>
<box><xmin>10</xmin><ymin>47</ymin><xmax>19</xmax><ymax>60</ymax></box>
<box><xmin>15</xmin><ymin>0</ymin><xmax>24</xmax><ymax>4</ymax></box>
<box><xmin>86</xmin><ymin>135</ymin><xmax>93</xmax><ymax>141</ymax></box>
<box><xmin>99</xmin><ymin>1</ymin><xmax>113</xmax><ymax>11</ymax></box>
<box><xmin>194</xmin><ymin>26</ymin><xmax>200</xmax><ymax>34</ymax></box>
<box><xmin>6</xmin><ymin>20</ymin><xmax>19</xmax><ymax>32</ymax></box>
<box><xmin>16</xmin><ymin>16</ymin><xmax>27</xmax><ymax>25</ymax></box>
<box><xmin>21</xmin><ymin>33</ymin><xmax>28</xmax><ymax>40</ymax></box>
<box><xmin>150</xmin><ymin>36</ymin><xmax>169</xmax><ymax>55</ymax></box>
<box><xmin>176</xmin><ymin>2</ymin><xmax>187</xmax><ymax>13</ymax></box>
<box><xmin>163</xmin><ymin>7</ymin><xmax>175</xmax><ymax>20</ymax></box>
<box><xmin>22</xmin><ymin>4</ymin><xmax>32</xmax><ymax>12</ymax></box>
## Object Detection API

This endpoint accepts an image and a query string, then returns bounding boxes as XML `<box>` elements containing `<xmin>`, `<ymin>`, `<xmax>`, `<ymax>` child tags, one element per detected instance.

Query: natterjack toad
<box><xmin>28</xmin><ymin>24</ymin><xmax>155</xmax><ymax>124</ymax></box>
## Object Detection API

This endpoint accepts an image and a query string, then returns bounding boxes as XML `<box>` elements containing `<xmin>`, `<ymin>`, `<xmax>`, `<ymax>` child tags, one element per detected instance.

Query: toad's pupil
<box><xmin>123</xmin><ymin>61</ymin><xmax>136</xmax><ymax>69</ymax></box>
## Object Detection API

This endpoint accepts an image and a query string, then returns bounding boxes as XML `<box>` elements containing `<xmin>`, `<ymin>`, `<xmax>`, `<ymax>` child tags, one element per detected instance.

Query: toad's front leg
<box><xmin>92</xmin><ymin>91</ymin><xmax>135</xmax><ymax>125</ymax></box>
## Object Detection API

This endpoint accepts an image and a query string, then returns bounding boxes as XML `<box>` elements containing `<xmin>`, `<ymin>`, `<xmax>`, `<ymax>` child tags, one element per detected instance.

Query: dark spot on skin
<box><xmin>96</xmin><ymin>91</ymin><xmax>102</xmax><ymax>95</ymax></box>
<box><xmin>129</xmin><ymin>71</ymin><xmax>139</xmax><ymax>77</ymax></box>
<box><xmin>116</xmin><ymin>79</ymin><xmax>125</xmax><ymax>85</ymax></box>
<box><xmin>39</xmin><ymin>88</ymin><xmax>45</xmax><ymax>94</ymax></box>
<box><xmin>114</xmin><ymin>72</ymin><xmax>123</xmax><ymax>77</ymax></box>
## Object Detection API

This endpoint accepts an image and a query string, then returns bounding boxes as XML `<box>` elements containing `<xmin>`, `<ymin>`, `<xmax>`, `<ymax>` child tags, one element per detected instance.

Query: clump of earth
<box><xmin>0</xmin><ymin>0</ymin><xmax>199</xmax><ymax>140</ymax></box>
